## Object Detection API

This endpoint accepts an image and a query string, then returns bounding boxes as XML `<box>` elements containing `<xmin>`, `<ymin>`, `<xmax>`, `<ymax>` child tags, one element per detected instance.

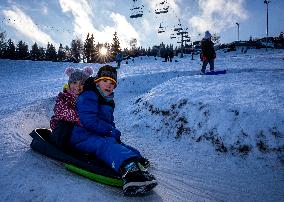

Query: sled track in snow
<box><xmin>0</xmin><ymin>98</ymin><xmax>54</xmax><ymax>160</ymax></box>
<box><xmin>155</xmin><ymin>167</ymin><xmax>224</xmax><ymax>202</ymax></box>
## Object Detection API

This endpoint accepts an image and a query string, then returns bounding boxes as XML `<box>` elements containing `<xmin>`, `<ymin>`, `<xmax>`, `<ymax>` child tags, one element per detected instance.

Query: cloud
<box><xmin>109</xmin><ymin>13</ymin><xmax>140</xmax><ymax>48</ymax></box>
<box><xmin>59</xmin><ymin>0</ymin><xmax>97</xmax><ymax>38</ymax></box>
<box><xmin>189</xmin><ymin>0</ymin><xmax>247</xmax><ymax>38</ymax></box>
<box><xmin>59</xmin><ymin>0</ymin><xmax>140</xmax><ymax>48</ymax></box>
<box><xmin>3</xmin><ymin>6</ymin><xmax>57</xmax><ymax>46</ymax></box>
<box><xmin>41</xmin><ymin>4</ymin><xmax>48</xmax><ymax>15</ymax></box>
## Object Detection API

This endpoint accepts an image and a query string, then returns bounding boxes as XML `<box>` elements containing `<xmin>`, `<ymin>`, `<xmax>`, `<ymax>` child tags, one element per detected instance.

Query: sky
<box><xmin>0</xmin><ymin>0</ymin><xmax>283</xmax><ymax>49</ymax></box>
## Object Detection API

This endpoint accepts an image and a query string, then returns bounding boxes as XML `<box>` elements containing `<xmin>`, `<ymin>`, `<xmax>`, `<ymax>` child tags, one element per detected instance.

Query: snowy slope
<box><xmin>0</xmin><ymin>49</ymin><xmax>283</xmax><ymax>202</ymax></box>
<box><xmin>123</xmin><ymin>72</ymin><xmax>284</xmax><ymax>154</ymax></box>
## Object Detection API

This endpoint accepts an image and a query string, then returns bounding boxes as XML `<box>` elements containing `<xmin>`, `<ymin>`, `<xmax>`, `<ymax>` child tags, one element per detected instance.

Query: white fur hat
<box><xmin>204</xmin><ymin>31</ymin><xmax>212</xmax><ymax>39</ymax></box>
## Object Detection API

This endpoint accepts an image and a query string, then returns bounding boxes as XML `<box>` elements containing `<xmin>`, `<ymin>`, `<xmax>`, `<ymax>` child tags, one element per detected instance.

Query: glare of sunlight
<box><xmin>96</xmin><ymin>46</ymin><xmax>112</xmax><ymax>63</ymax></box>
<box><xmin>99</xmin><ymin>47</ymin><xmax>108</xmax><ymax>56</ymax></box>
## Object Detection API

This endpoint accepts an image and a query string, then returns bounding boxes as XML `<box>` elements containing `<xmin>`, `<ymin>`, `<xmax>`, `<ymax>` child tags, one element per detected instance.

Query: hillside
<box><xmin>0</xmin><ymin>49</ymin><xmax>283</xmax><ymax>201</ymax></box>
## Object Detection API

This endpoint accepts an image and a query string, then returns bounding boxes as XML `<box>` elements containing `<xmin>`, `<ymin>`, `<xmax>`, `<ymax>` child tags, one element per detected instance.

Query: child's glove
<box><xmin>111</xmin><ymin>128</ymin><xmax>121</xmax><ymax>143</ymax></box>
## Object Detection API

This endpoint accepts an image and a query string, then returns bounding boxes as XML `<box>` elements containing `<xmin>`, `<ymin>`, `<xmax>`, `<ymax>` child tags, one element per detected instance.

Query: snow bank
<box><xmin>127</xmin><ymin>71</ymin><xmax>284</xmax><ymax>157</ymax></box>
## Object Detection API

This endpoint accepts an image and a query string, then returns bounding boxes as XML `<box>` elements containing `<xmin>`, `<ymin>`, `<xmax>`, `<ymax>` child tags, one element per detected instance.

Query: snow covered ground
<box><xmin>0</xmin><ymin>49</ymin><xmax>283</xmax><ymax>201</ymax></box>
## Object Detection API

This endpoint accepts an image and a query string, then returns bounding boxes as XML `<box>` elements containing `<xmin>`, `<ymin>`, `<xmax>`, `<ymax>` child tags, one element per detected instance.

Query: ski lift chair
<box><xmin>170</xmin><ymin>33</ymin><xmax>176</xmax><ymax>39</ymax></box>
<box><xmin>158</xmin><ymin>23</ymin><xmax>166</xmax><ymax>33</ymax></box>
<box><xmin>130</xmin><ymin>0</ymin><xmax>144</xmax><ymax>18</ymax></box>
<box><xmin>155</xmin><ymin>0</ymin><xmax>169</xmax><ymax>14</ymax></box>
<box><xmin>130</xmin><ymin>13</ymin><xmax>143</xmax><ymax>18</ymax></box>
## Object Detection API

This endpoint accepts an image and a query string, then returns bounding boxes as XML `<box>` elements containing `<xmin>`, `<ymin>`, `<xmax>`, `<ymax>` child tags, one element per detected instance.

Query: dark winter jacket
<box><xmin>200</xmin><ymin>39</ymin><xmax>216</xmax><ymax>60</ymax></box>
<box><xmin>71</xmin><ymin>78</ymin><xmax>115</xmax><ymax>144</ymax></box>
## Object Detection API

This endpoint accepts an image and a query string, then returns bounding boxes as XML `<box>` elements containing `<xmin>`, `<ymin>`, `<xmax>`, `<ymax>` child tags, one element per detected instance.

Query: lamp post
<box><xmin>264</xmin><ymin>0</ymin><xmax>271</xmax><ymax>51</ymax></box>
<box><xmin>236</xmin><ymin>22</ymin><xmax>240</xmax><ymax>41</ymax></box>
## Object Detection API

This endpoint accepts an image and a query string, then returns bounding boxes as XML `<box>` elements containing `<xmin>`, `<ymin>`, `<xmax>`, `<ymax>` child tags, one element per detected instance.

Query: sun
<box><xmin>96</xmin><ymin>46</ymin><xmax>112</xmax><ymax>63</ymax></box>
<box><xmin>99</xmin><ymin>47</ymin><xmax>108</xmax><ymax>56</ymax></box>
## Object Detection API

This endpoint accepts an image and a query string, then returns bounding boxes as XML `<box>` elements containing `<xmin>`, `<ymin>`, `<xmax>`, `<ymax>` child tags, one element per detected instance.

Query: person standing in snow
<box><xmin>50</xmin><ymin>67</ymin><xmax>93</xmax><ymax>150</ymax></box>
<box><xmin>70</xmin><ymin>65</ymin><xmax>157</xmax><ymax>195</ymax></box>
<box><xmin>169</xmin><ymin>48</ymin><xmax>174</xmax><ymax>62</ymax></box>
<box><xmin>115</xmin><ymin>52</ymin><xmax>123</xmax><ymax>69</ymax></box>
<box><xmin>200</xmin><ymin>31</ymin><xmax>216</xmax><ymax>74</ymax></box>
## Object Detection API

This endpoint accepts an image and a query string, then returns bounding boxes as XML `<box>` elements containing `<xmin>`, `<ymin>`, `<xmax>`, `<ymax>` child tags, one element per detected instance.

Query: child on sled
<box><xmin>50</xmin><ymin>67</ymin><xmax>93</xmax><ymax>150</ymax></box>
<box><xmin>70</xmin><ymin>65</ymin><xmax>157</xmax><ymax>195</ymax></box>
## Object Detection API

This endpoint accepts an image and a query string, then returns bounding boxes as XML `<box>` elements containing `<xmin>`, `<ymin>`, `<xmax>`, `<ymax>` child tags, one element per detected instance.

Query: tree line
<box><xmin>0</xmin><ymin>31</ymin><xmax>164</xmax><ymax>63</ymax></box>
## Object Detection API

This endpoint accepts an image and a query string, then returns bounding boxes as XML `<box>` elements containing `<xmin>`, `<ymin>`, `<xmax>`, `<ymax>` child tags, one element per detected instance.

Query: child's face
<box><xmin>96</xmin><ymin>79</ymin><xmax>116</xmax><ymax>96</ymax></box>
<box><xmin>69</xmin><ymin>80</ymin><xmax>84</xmax><ymax>96</ymax></box>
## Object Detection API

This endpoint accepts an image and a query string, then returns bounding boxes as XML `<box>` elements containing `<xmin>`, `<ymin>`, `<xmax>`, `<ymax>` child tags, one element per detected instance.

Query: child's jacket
<box><xmin>70</xmin><ymin>78</ymin><xmax>139</xmax><ymax>173</ymax></box>
<box><xmin>50</xmin><ymin>91</ymin><xmax>80</xmax><ymax>130</ymax></box>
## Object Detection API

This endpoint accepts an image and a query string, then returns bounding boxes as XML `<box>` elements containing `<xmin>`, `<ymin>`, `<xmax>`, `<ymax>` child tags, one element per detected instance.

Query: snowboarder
<box><xmin>70</xmin><ymin>65</ymin><xmax>157</xmax><ymax>195</ymax></box>
<box><xmin>50</xmin><ymin>67</ymin><xmax>93</xmax><ymax>150</ymax></box>
<box><xmin>200</xmin><ymin>31</ymin><xmax>216</xmax><ymax>74</ymax></box>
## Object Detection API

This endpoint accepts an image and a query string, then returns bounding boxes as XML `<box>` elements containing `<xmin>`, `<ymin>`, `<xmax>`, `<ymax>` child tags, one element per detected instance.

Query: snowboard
<box><xmin>204</xmin><ymin>70</ymin><xmax>227</xmax><ymax>75</ymax></box>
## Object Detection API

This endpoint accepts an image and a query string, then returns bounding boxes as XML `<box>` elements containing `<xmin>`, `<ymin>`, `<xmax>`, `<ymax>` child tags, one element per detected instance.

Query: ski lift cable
<box><xmin>167</xmin><ymin>5</ymin><xmax>189</xmax><ymax>33</ymax></box>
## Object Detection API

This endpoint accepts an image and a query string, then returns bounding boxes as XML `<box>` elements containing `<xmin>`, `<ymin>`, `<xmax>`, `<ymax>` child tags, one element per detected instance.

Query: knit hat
<box><xmin>204</xmin><ymin>31</ymin><xmax>212</xmax><ymax>39</ymax></box>
<box><xmin>94</xmin><ymin>65</ymin><xmax>117</xmax><ymax>84</ymax></box>
<box><xmin>65</xmin><ymin>67</ymin><xmax>94</xmax><ymax>84</ymax></box>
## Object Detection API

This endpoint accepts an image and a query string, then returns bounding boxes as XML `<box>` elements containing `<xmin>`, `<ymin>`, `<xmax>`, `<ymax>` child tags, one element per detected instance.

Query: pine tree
<box><xmin>16</xmin><ymin>40</ymin><xmax>29</xmax><ymax>60</ymax></box>
<box><xmin>105</xmin><ymin>42</ymin><xmax>111</xmax><ymax>52</ymax></box>
<box><xmin>30</xmin><ymin>42</ymin><xmax>40</xmax><ymax>61</ymax></box>
<box><xmin>71</xmin><ymin>39</ymin><xmax>83</xmax><ymax>63</ymax></box>
<box><xmin>0</xmin><ymin>31</ymin><xmax>6</xmax><ymax>59</ymax></box>
<box><xmin>83</xmin><ymin>33</ymin><xmax>95</xmax><ymax>63</ymax></box>
<box><xmin>111</xmin><ymin>31</ymin><xmax>121</xmax><ymax>57</ymax></box>
<box><xmin>64</xmin><ymin>45</ymin><xmax>71</xmax><ymax>62</ymax></box>
<box><xmin>147</xmin><ymin>47</ymin><xmax>151</xmax><ymax>56</ymax></box>
<box><xmin>57</xmin><ymin>43</ymin><xmax>65</xmax><ymax>62</ymax></box>
<box><xmin>6</xmin><ymin>39</ymin><xmax>16</xmax><ymax>59</ymax></box>
<box><xmin>38</xmin><ymin>47</ymin><xmax>45</xmax><ymax>61</ymax></box>
<box><xmin>83</xmin><ymin>33</ymin><xmax>90</xmax><ymax>63</ymax></box>
<box><xmin>45</xmin><ymin>42</ymin><xmax>57</xmax><ymax>61</ymax></box>
<box><xmin>45</xmin><ymin>42</ymin><xmax>51</xmax><ymax>61</ymax></box>
<box><xmin>89</xmin><ymin>34</ymin><xmax>97</xmax><ymax>62</ymax></box>
<box><xmin>94</xmin><ymin>43</ymin><xmax>101</xmax><ymax>63</ymax></box>
<box><xmin>103</xmin><ymin>42</ymin><xmax>111</xmax><ymax>63</ymax></box>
